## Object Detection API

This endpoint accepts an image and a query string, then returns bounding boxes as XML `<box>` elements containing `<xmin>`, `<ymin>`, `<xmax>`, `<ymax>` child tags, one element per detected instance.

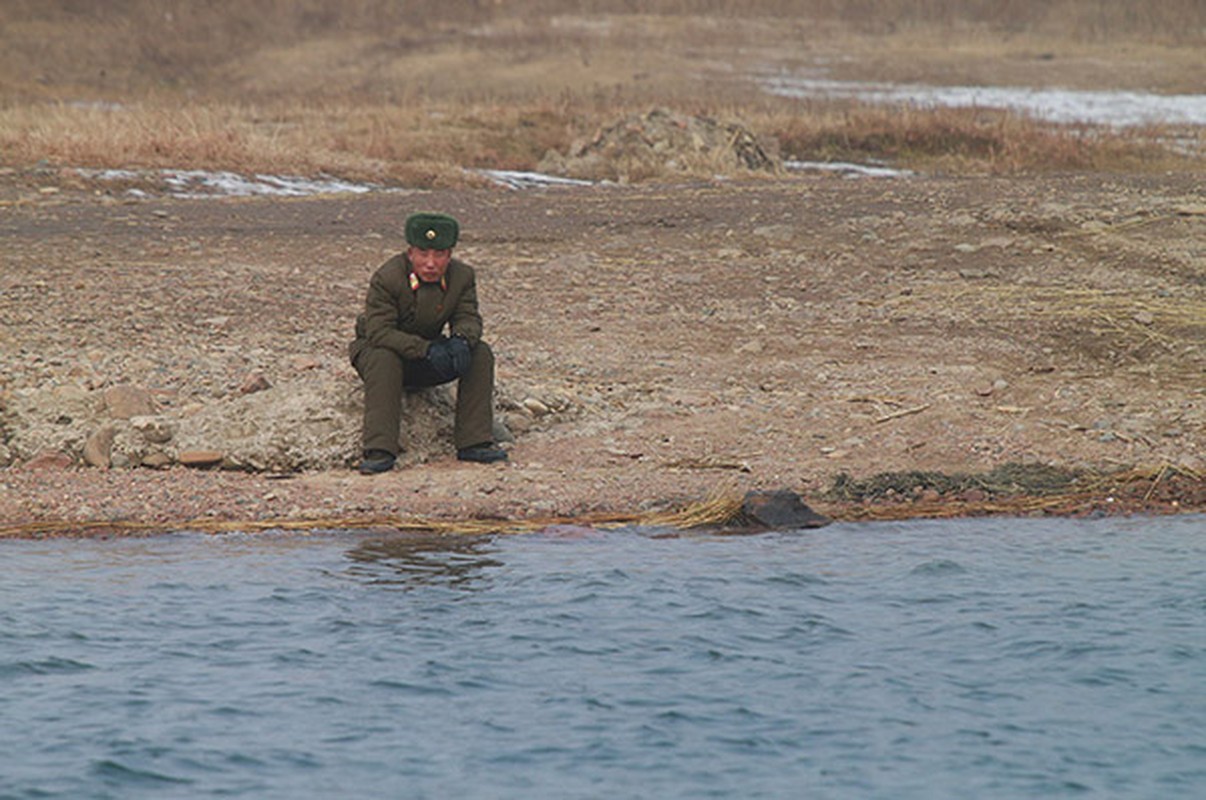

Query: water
<box><xmin>2</xmin><ymin>515</ymin><xmax>1203</xmax><ymax>799</ymax></box>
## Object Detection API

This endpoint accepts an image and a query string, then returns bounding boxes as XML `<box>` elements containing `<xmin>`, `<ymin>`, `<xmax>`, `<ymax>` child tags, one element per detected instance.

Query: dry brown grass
<box><xmin>768</xmin><ymin>104</ymin><xmax>1194</xmax><ymax>175</ymax></box>
<box><xmin>0</xmin><ymin>490</ymin><xmax>750</xmax><ymax>539</ymax></box>
<box><xmin>0</xmin><ymin>99</ymin><xmax>600</xmax><ymax>186</ymax></box>
<box><xmin>1</xmin><ymin>1</ymin><xmax>1202</xmax><ymax>185</ymax></box>
<box><xmin>2</xmin><ymin>96</ymin><xmax>1193</xmax><ymax>186</ymax></box>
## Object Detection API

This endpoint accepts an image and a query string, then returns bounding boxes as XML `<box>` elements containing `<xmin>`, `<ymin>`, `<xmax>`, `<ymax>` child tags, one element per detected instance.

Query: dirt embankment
<box><xmin>1</xmin><ymin>167</ymin><xmax>1203</xmax><ymax>534</ymax></box>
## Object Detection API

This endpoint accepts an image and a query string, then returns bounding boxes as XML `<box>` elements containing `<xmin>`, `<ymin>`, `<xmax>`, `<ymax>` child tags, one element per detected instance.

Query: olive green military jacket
<box><xmin>349</xmin><ymin>254</ymin><xmax>484</xmax><ymax>364</ymax></box>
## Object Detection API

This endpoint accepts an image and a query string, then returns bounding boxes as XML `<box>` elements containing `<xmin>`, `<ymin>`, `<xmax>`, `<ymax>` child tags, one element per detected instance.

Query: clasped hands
<box><xmin>424</xmin><ymin>335</ymin><xmax>472</xmax><ymax>382</ymax></box>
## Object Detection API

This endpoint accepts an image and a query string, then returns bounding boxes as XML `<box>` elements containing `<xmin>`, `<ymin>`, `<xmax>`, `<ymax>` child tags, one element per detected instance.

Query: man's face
<box><xmin>408</xmin><ymin>245</ymin><xmax>452</xmax><ymax>283</ymax></box>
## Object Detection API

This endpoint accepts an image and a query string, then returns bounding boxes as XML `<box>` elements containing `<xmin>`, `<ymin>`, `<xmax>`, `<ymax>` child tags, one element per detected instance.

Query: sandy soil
<box><xmin>1</xmin><ymin>170</ymin><xmax>1203</xmax><ymax>535</ymax></box>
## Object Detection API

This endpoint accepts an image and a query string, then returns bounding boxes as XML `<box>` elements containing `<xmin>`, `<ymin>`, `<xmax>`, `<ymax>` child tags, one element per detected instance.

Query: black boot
<box><xmin>358</xmin><ymin>449</ymin><xmax>397</xmax><ymax>474</ymax></box>
<box><xmin>456</xmin><ymin>443</ymin><xmax>508</xmax><ymax>463</ymax></box>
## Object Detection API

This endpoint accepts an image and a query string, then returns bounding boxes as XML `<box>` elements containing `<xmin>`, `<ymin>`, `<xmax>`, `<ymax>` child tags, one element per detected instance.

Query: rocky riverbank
<box><xmin>2</xmin><ymin>170</ymin><xmax>1203</xmax><ymax>535</ymax></box>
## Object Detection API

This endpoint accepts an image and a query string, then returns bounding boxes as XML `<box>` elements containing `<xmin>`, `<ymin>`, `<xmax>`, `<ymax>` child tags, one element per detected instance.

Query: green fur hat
<box><xmin>405</xmin><ymin>212</ymin><xmax>459</xmax><ymax>250</ymax></box>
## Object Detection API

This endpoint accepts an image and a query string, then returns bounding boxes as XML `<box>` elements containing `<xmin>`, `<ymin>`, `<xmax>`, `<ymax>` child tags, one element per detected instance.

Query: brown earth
<box><xmin>1</xmin><ymin>168</ymin><xmax>1203</xmax><ymax>535</ymax></box>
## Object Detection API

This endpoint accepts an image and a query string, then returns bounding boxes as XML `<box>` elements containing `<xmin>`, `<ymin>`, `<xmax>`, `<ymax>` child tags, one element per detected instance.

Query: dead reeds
<box><xmin>2</xmin><ymin>2</ymin><xmax>1203</xmax><ymax>186</ymax></box>
<box><xmin>3</xmin><ymin>95</ymin><xmax>1192</xmax><ymax>189</ymax></box>
<box><xmin>768</xmin><ymin>104</ymin><xmax>1188</xmax><ymax>175</ymax></box>
<box><xmin>1</xmin><ymin>465</ymin><xmax>1197</xmax><ymax>539</ymax></box>
<box><xmin>0</xmin><ymin>491</ymin><xmax>749</xmax><ymax>540</ymax></box>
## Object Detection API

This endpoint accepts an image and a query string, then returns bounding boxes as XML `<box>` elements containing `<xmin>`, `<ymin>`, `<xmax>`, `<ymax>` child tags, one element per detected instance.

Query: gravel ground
<box><xmin>2</xmin><ymin>172</ymin><xmax>1203</xmax><ymax>536</ymax></box>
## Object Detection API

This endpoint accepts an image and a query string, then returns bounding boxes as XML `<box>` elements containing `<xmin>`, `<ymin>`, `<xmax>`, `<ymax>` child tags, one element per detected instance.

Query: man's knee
<box><xmin>472</xmin><ymin>340</ymin><xmax>494</xmax><ymax>367</ymax></box>
<box><xmin>354</xmin><ymin>343</ymin><xmax>403</xmax><ymax>382</ymax></box>
<box><xmin>466</xmin><ymin>340</ymin><xmax>495</xmax><ymax>384</ymax></box>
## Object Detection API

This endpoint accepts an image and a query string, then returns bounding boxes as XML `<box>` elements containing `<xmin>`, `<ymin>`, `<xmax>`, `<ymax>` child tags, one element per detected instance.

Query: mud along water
<box><xmin>2</xmin><ymin>515</ymin><xmax>1203</xmax><ymax>799</ymax></box>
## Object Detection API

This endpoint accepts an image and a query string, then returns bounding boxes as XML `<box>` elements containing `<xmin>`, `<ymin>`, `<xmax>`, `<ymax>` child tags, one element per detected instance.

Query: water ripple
<box><xmin>91</xmin><ymin>758</ymin><xmax>193</xmax><ymax>786</ymax></box>
<box><xmin>910</xmin><ymin>558</ymin><xmax>968</xmax><ymax>576</ymax></box>
<box><xmin>0</xmin><ymin>656</ymin><xmax>95</xmax><ymax>677</ymax></box>
<box><xmin>0</xmin><ymin>516</ymin><xmax>1202</xmax><ymax>799</ymax></box>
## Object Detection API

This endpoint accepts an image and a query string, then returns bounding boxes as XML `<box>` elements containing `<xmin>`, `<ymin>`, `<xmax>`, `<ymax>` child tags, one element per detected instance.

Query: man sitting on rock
<box><xmin>349</xmin><ymin>212</ymin><xmax>507</xmax><ymax>474</ymax></box>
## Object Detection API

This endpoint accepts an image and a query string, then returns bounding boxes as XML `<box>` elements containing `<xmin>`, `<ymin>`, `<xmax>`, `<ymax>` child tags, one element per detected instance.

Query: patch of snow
<box><xmin>785</xmin><ymin>160</ymin><xmax>913</xmax><ymax>178</ymax></box>
<box><xmin>88</xmin><ymin>168</ymin><xmax>140</xmax><ymax>180</ymax></box>
<box><xmin>760</xmin><ymin>74</ymin><xmax>1206</xmax><ymax>128</ymax></box>
<box><xmin>475</xmin><ymin>169</ymin><xmax>595</xmax><ymax>190</ymax></box>
<box><xmin>162</xmin><ymin>170</ymin><xmax>378</xmax><ymax>197</ymax></box>
<box><xmin>67</xmin><ymin>100</ymin><xmax>126</xmax><ymax>112</ymax></box>
<box><xmin>77</xmin><ymin>168</ymin><xmax>385</xmax><ymax>198</ymax></box>
<box><xmin>79</xmin><ymin>167</ymin><xmax>592</xmax><ymax>196</ymax></box>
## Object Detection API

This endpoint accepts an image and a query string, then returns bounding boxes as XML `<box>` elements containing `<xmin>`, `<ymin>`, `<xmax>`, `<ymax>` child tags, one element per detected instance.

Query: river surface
<box><xmin>3</xmin><ymin>515</ymin><xmax>1204</xmax><ymax>799</ymax></box>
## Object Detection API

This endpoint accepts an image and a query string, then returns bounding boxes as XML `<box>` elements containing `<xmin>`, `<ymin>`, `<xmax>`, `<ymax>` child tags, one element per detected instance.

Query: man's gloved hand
<box><xmin>446</xmin><ymin>335</ymin><xmax>472</xmax><ymax>375</ymax></box>
<box><xmin>425</xmin><ymin>336</ymin><xmax>472</xmax><ymax>383</ymax></box>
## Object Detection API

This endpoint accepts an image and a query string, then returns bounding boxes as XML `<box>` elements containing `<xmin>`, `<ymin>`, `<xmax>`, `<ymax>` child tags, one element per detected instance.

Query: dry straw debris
<box><xmin>2</xmin><ymin>466</ymin><xmax>1197</xmax><ymax>539</ymax></box>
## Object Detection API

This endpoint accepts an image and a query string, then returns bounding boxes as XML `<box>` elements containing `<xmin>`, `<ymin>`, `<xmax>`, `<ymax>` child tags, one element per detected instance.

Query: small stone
<box><xmin>493</xmin><ymin>419</ymin><xmax>515</xmax><ymax>443</ymax></box>
<box><xmin>131</xmin><ymin>416</ymin><xmax>174</xmax><ymax>444</ymax></box>
<box><xmin>522</xmin><ymin>398</ymin><xmax>551</xmax><ymax>417</ymax></box>
<box><xmin>141</xmin><ymin>451</ymin><xmax>172</xmax><ymax>469</ymax></box>
<box><xmin>1133</xmin><ymin>311</ymin><xmax>1155</xmax><ymax>326</ymax></box>
<box><xmin>24</xmin><ymin>449</ymin><xmax>74</xmax><ymax>470</ymax></box>
<box><xmin>104</xmin><ymin>384</ymin><xmax>156</xmax><ymax>419</ymax></box>
<box><xmin>754</xmin><ymin>224</ymin><xmax>796</xmax><ymax>244</ymax></box>
<box><xmin>239</xmin><ymin>373</ymin><xmax>272</xmax><ymax>395</ymax></box>
<box><xmin>83</xmin><ymin>426</ymin><xmax>116</xmax><ymax>468</ymax></box>
<box><xmin>178</xmin><ymin>450</ymin><xmax>224</xmax><ymax>468</ymax></box>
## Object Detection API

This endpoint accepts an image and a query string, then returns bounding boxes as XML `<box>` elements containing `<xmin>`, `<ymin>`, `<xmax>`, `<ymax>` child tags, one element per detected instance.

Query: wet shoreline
<box><xmin>3</xmin><ymin>463</ymin><xmax>1200</xmax><ymax>539</ymax></box>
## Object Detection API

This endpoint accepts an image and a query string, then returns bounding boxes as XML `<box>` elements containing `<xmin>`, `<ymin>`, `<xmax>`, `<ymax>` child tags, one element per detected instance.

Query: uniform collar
<box><xmin>408</xmin><ymin>269</ymin><xmax>448</xmax><ymax>292</ymax></box>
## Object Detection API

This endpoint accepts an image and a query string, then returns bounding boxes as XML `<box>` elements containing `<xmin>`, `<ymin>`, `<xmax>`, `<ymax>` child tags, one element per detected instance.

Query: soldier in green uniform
<box><xmin>349</xmin><ymin>212</ymin><xmax>507</xmax><ymax>474</ymax></box>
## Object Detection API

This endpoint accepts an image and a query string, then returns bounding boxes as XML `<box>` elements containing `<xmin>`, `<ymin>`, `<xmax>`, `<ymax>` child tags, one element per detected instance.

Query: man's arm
<box><xmin>361</xmin><ymin>266</ymin><xmax>431</xmax><ymax>360</ymax></box>
<box><xmin>448</xmin><ymin>265</ymin><xmax>484</xmax><ymax>346</ymax></box>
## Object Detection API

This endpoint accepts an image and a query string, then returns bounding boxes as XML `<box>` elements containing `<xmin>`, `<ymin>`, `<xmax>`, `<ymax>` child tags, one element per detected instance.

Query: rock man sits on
<box><xmin>349</xmin><ymin>212</ymin><xmax>507</xmax><ymax>474</ymax></box>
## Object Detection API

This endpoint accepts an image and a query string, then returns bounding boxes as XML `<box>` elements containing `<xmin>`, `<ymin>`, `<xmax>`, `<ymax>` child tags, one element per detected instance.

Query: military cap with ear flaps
<box><xmin>405</xmin><ymin>212</ymin><xmax>459</xmax><ymax>250</ymax></box>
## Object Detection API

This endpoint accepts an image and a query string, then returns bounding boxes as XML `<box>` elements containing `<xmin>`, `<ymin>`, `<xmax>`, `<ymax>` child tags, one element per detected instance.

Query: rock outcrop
<box><xmin>0</xmin><ymin>376</ymin><xmax>522</xmax><ymax>473</ymax></box>
<box><xmin>739</xmin><ymin>490</ymin><xmax>832</xmax><ymax>529</ymax></box>
<box><xmin>539</xmin><ymin>107</ymin><xmax>780</xmax><ymax>183</ymax></box>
